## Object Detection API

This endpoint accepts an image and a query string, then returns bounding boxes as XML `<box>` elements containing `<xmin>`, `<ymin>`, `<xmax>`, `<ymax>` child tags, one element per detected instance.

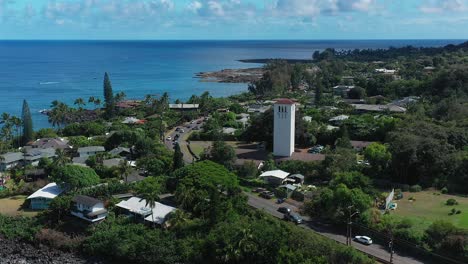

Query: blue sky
<box><xmin>0</xmin><ymin>0</ymin><xmax>467</xmax><ymax>39</ymax></box>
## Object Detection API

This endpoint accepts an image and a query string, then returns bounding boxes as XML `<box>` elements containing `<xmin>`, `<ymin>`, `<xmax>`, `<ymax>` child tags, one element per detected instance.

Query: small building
<box><xmin>303</xmin><ymin>116</ymin><xmax>313</xmax><ymax>122</ymax></box>
<box><xmin>259</xmin><ymin>170</ymin><xmax>290</xmax><ymax>186</ymax></box>
<box><xmin>116</xmin><ymin>100</ymin><xmax>141</xmax><ymax>110</ymax></box>
<box><xmin>29</xmin><ymin>138</ymin><xmax>70</xmax><ymax>150</ymax></box>
<box><xmin>102</xmin><ymin>158</ymin><xmax>125</xmax><ymax>168</ymax></box>
<box><xmin>0</xmin><ymin>152</ymin><xmax>23</xmax><ymax>171</ymax></box>
<box><xmin>247</xmin><ymin>104</ymin><xmax>271</xmax><ymax>113</ymax></box>
<box><xmin>77</xmin><ymin>146</ymin><xmax>105</xmax><ymax>158</ymax></box>
<box><xmin>109</xmin><ymin>147</ymin><xmax>131</xmax><ymax>157</ymax></box>
<box><xmin>329</xmin><ymin>115</ymin><xmax>349</xmax><ymax>125</ymax></box>
<box><xmin>287</xmin><ymin>174</ymin><xmax>305</xmax><ymax>185</ymax></box>
<box><xmin>169</xmin><ymin>104</ymin><xmax>199</xmax><ymax>111</ymax></box>
<box><xmin>116</xmin><ymin>197</ymin><xmax>176</xmax><ymax>226</ymax></box>
<box><xmin>333</xmin><ymin>85</ymin><xmax>355</xmax><ymax>98</ymax></box>
<box><xmin>222</xmin><ymin>127</ymin><xmax>237</xmax><ymax>135</ymax></box>
<box><xmin>122</xmin><ymin>117</ymin><xmax>142</xmax><ymax>124</ymax></box>
<box><xmin>351</xmin><ymin>104</ymin><xmax>407</xmax><ymax>113</ymax></box>
<box><xmin>27</xmin><ymin>182</ymin><xmax>63</xmax><ymax>210</ymax></box>
<box><xmin>71</xmin><ymin>195</ymin><xmax>108</xmax><ymax>222</ymax></box>
<box><xmin>278</xmin><ymin>184</ymin><xmax>298</xmax><ymax>198</ymax></box>
<box><xmin>375</xmin><ymin>68</ymin><xmax>397</xmax><ymax>75</ymax></box>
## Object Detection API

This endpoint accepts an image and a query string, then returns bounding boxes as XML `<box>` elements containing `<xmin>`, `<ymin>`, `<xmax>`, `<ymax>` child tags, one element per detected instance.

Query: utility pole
<box><xmin>346</xmin><ymin>206</ymin><xmax>359</xmax><ymax>246</ymax></box>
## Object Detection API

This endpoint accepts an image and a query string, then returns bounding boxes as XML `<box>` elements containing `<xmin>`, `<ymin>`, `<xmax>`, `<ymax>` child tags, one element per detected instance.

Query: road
<box><xmin>164</xmin><ymin>117</ymin><xmax>204</xmax><ymax>163</ymax></box>
<box><xmin>246</xmin><ymin>193</ymin><xmax>425</xmax><ymax>264</ymax></box>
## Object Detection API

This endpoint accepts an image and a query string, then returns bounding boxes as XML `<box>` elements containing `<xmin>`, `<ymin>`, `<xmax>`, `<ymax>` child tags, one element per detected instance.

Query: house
<box><xmin>222</xmin><ymin>127</ymin><xmax>237</xmax><ymax>135</ymax></box>
<box><xmin>247</xmin><ymin>104</ymin><xmax>271</xmax><ymax>113</ymax></box>
<box><xmin>27</xmin><ymin>182</ymin><xmax>63</xmax><ymax>210</ymax></box>
<box><xmin>122</xmin><ymin>117</ymin><xmax>141</xmax><ymax>124</ymax></box>
<box><xmin>109</xmin><ymin>147</ymin><xmax>131</xmax><ymax>157</ymax></box>
<box><xmin>351</xmin><ymin>141</ymin><xmax>375</xmax><ymax>152</ymax></box>
<box><xmin>169</xmin><ymin>104</ymin><xmax>199</xmax><ymax>111</ymax></box>
<box><xmin>278</xmin><ymin>184</ymin><xmax>298</xmax><ymax>198</ymax></box>
<box><xmin>303</xmin><ymin>116</ymin><xmax>313</xmax><ymax>122</ymax></box>
<box><xmin>237</xmin><ymin>113</ymin><xmax>250</xmax><ymax>127</ymax></box>
<box><xmin>351</xmin><ymin>104</ymin><xmax>407</xmax><ymax>113</ymax></box>
<box><xmin>259</xmin><ymin>170</ymin><xmax>290</xmax><ymax>186</ymax></box>
<box><xmin>71</xmin><ymin>195</ymin><xmax>108</xmax><ymax>222</ymax></box>
<box><xmin>116</xmin><ymin>197</ymin><xmax>176</xmax><ymax>226</ymax></box>
<box><xmin>333</xmin><ymin>85</ymin><xmax>355</xmax><ymax>98</ymax></box>
<box><xmin>116</xmin><ymin>100</ymin><xmax>141</xmax><ymax>110</ymax></box>
<box><xmin>392</xmin><ymin>96</ymin><xmax>420</xmax><ymax>107</ymax></box>
<box><xmin>329</xmin><ymin>115</ymin><xmax>349</xmax><ymax>125</ymax></box>
<box><xmin>375</xmin><ymin>68</ymin><xmax>397</xmax><ymax>75</ymax></box>
<box><xmin>23</xmin><ymin>148</ymin><xmax>56</xmax><ymax>166</ymax></box>
<box><xmin>286</xmin><ymin>174</ymin><xmax>305</xmax><ymax>185</ymax></box>
<box><xmin>77</xmin><ymin>146</ymin><xmax>105</xmax><ymax>158</ymax></box>
<box><xmin>29</xmin><ymin>138</ymin><xmax>70</xmax><ymax>150</ymax></box>
<box><xmin>0</xmin><ymin>152</ymin><xmax>23</xmax><ymax>171</ymax></box>
<box><xmin>102</xmin><ymin>158</ymin><xmax>125</xmax><ymax>168</ymax></box>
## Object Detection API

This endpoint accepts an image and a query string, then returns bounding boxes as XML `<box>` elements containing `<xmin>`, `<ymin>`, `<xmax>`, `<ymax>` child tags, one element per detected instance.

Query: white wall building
<box><xmin>71</xmin><ymin>195</ymin><xmax>108</xmax><ymax>222</ymax></box>
<box><xmin>273</xmin><ymin>99</ymin><xmax>296</xmax><ymax>157</ymax></box>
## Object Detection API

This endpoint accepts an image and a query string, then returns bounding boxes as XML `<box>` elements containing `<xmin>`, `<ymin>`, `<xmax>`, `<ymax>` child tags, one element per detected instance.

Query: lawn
<box><xmin>0</xmin><ymin>195</ymin><xmax>38</xmax><ymax>217</ymax></box>
<box><xmin>392</xmin><ymin>191</ymin><xmax>468</xmax><ymax>230</ymax></box>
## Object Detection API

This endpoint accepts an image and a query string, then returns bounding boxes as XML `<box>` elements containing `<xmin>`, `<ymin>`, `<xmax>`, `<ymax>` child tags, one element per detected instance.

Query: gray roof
<box><xmin>109</xmin><ymin>147</ymin><xmax>131</xmax><ymax>156</ymax></box>
<box><xmin>23</xmin><ymin>148</ymin><xmax>56</xmax><ymax>161</ymax></box>
<box><xmin>72</xmin><ymin>195</ymin><xmax>103</xmax><ymax>207</ymax></box>
<box><xmin>169</xmin><ymin>104</ymin><xmax>199</xmax><ymax>109</ymax></box>
<box><xmin>30</xmin><ymin>138</ymin><xmax>70</xmax><ymax>149</ymax></box>
<box><xmin>72</xmin><ymin>157</ymin><xmax>88</xmax><ymax>165</ymax></box>
<box><xmin>77</xmin><ymin>146</ymin><xmax>105</xmax><ymax>153</ymax></box>
<box><xmin>351</xmin><ymin>104</ymin><xmax>407</xmax><ymax>113</ymax></box>
<box><xmin>289</xmin><ymin>174</ymin><xmax>305</xmax><ymax>180</ymax></box>
<box><xmin>0</xmin><ymin>152</ymin><xmax>23</xmax><ymax>164</ymax></box>
<box><xmin>279</xmin><ymin>184</ymin><xmax>298</xmax><ymax>191</ymax></box>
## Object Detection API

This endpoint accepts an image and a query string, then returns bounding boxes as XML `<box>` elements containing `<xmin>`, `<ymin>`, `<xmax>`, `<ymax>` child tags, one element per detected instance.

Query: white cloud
<box><xmin>270</xmin><ymin>0</ymin><xmax>378</xmax><ymax>18</ymax></box>
<box><xmin>419</xmin><ymin>0</ymin><xmax>468</xmax><ymax>13</ymax></box>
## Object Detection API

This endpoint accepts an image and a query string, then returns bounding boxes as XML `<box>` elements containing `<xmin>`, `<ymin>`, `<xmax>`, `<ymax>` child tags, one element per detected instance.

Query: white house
<box><xmin>71</xmin><ymin>195</ymin><xmax>108</xmax><ymax>222</ymax></box>
<box><xmin>273</xmin><ymin>99</ymin><xmax>296</xmax><ymax>157</ymax></box>
<box><xmin>116</xmin><ymin>197</ymin><xmax>176</xmax><ymax>226</ymax></box>
<box><xmin>27</xmin><ymin>182</ymin><xmax>63</xmax><ymax>210</ymax></box>
<box><xmin>77</xmin><ymin>146</ymin><xmax>105</xmax><ymax>158</ymax></box>
<box><xmin>259</xmin><ymin>170</ymin><xmax>290</xmax><ymax>186</ymax></box>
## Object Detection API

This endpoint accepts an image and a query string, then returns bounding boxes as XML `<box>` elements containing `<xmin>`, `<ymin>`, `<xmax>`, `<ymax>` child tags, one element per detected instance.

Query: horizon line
<box><xmin>0</xmin><ymin>38</ymin><xmax>466</xmax><ymax>41</ymax></box>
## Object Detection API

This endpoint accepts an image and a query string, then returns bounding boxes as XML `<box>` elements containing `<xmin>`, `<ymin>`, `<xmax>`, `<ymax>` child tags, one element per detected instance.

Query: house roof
<box><xmin>72</xmin><ymin>195</ymin><xmax>103</xmax><ymax>207</ymax></box>
<box><xmin>27</xmin><ymin>182</ymin><xmax>63</xmax><ymax>200</ymax></box>
<box><xmin>109</xmin><ymin>147</ymin><xmax>131</xmax><ymax>156</ymax></box>
<box><xmin>0</xmin><ymin>152</ymin><xmax>23</xmax><ymax>164</ymax></box>
<box><xmin>260</xmin><ymin>170</ymin><xmax>290</xmax><ymax>180</ymax></box>
<box><xmin>329</xmin><ymin>115</ymin><xmax>349</xmax><ymax>122</ymax></box>
<box><xmin>23</xmin><ymin>148</ymin><xmax>56</xmax><ymax>161</ymax></box>
<box><xmin>30</xmin><ymin>138</ymin><xmax>70</xmax><ymax>149</ymax></box>
<box><xmin>169</xmin><ymin>104</ymin><xmax>199</xmax><ymax>109</ymax></box>
<box><xmin>122</xmin><ymin>117</ymin><xmax>141</xmax><ymax>124</ymax></box>
<box><xmin>351</xmin><ymin>104</ymin><xmax>407</xmax><ymax>113</ymax></box>
<box><xmin>103</xmin><ymin>158</ymin><xmax>125</xmax><ymax>168</ymax></box>
<box><xmin>279</xmin><ymin>184</ymin><xmax>298</xmax><ymax>191</ymax></box>
<box><xmin>351</xmin><ymin>141</ymin><xmax>375</xmax><ymax>149</ymax></box>
<box><xmin>72</xmin><ymin>157</ymin><xmax>88</xmax><ymax>165</ymax></box>
<box><xmin>289</xmin><ymin>174</ymin><xmax>305</xmax><ymax>180</ymax></box>
<box><xmin>77</xmin><ymin>146</ymin><xmax>105</xmax><ymax>153</ymax></box>
<box><xmin>274</xmin><ymin>98</ymin><xmax>295</xmax><ymax>105</ymax></box>
<box><xmin>116</xmin><ymin>197</ymin><xmax>176</xmax><ymax>225</ymax></box>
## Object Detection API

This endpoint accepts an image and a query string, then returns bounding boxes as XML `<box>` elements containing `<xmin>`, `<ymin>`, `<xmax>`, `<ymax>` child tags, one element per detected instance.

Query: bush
<box><xmin>441</xmin><ymin>187</ymin><xmax>448</xmax><ymax>194</ymax></box>
<box><xmin>456</xmin><ymin>210</ymin><xmax>461</xmax><ymax>214</ymax></box>
<box><xmin>409</xmin><ymin>185</ymin><xmax>422</xmax><ymax>192</ymax></box>
<box><xmin>450</xmin><ymin>208</ymin><xmax>457</xmax><ymax>215</ymax></box>
<box><xmin>35</xmin><ymin>228</ymin><xmax>83</xmax><ymax>251</ymax></box>
<box><xmin>401</xmin><ymin>184</ymin><xmax>410</xmax><ymax>192</ymax></box>
<box><xmin>446</xmin><ymin>198</ymin><xmax>458</xmax><ymax>206</ymax></box>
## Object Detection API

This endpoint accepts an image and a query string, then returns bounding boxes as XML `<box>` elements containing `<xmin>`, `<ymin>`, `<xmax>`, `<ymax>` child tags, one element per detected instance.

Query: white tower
<box><xmin>273</xmin><ymin>99</ymin><xmax>295</xmax><ymax>157</ymax></box>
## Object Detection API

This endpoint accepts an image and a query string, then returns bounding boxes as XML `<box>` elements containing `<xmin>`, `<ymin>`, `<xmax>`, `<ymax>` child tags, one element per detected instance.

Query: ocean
<box><xmin>0</xmin><ymin>39</ymin><xmax>465</xmax><ymax>129</ymax></box>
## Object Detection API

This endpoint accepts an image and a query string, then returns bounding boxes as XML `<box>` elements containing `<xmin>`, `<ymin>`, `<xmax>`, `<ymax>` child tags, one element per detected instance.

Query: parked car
<box><xmin>354</xmin><ymin>236</ymin><xmax>373</xmax><ymax>245</ymax></box>
<box><xmin>166</xmin><ymin>136</ymin><xmax>172</xmax><ymax>141</ymax></box>
<box><xmin>259</xmin><ymin>191</ymin><xmax>275</xmax><ymax>199</ymax></box>
<box><xmin>278</xmin><ymin>207</ymin><xmax>291</xmax><ymax>214</ymax></box>
<box><xmin>175</xmin><ymin>127</ymin><xmax>180</xmax><ymax>132</ymax></box>
<box><xmin>180</xmin><ymin>129</ymin><xmax>185</xmax><ymax>133</ymax></box>
<box><xmin>193</xmin><ymin>126</ymin><xmax>200</xmax><ymax>130</ymax></box>
<box><xmin>253</xmin><ymin>187</ymin><xmax>266</xmax><ymax>193</ymax></box>
<box><xmin>196</xmin><ymin>121</ymin><xmax>202</xmax><ymax>124</ymax></box>
<box><xmin>284</xmin><ymin>213</ymin><xmax>303</xmax><ymax>224</ymax></box>
<box><xmin>308</xmin><ymin>145</ymin><xmax>324</xmax><ymax>154</ymax></box>
<box><xmin>277</xmin><ymin>198</ymin><xmax>286</xmax><ymax>204</ymax></box>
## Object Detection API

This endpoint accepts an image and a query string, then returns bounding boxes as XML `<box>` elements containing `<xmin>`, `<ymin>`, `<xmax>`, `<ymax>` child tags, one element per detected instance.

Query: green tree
<box><xmin>53</xmin><ymin>149</ymin><xmax>71</xmax><ymax>167</ymax></box>
<box><xmin>364</xmin><ymin>142</ymin><xmax>391</xmax><ymax>174</ymax></box>
<box><xmin>74</xmin><ymin>98</ymin><xmax>86</xmax><ymax>110</ymax></box>
<box><xmin>103</xmin><ymin>72</ymin><xmax>115</xmax><ymax>118</ymax></box>
<box><xmin>52</xmin><ymin>165</ymin><xmax>100</xmax><ymax>191</ymax></box>
<box><xmin>202</xmin><ymin>140</ymin><xmax>236</xmax><ymax>170</ymax></box>
<box><xmin>172</xmin><ymin>143</ymin><xmax>184</xmax><ymax>171</ymax></box>
<box><xmin>22</xmin><ymin>100</ymin><xmax>34</xmax><ymax>144</ymax></box>
<box><xmin>118</xmin><ymin>159</ymin><xmax>132</xmax><ymax>183</ymax></box>
<box><xmin>135</xmin><ymin>177</ymin><xmax>162</xmax><ymax>227</ymax></box>
<box><xmin>48</xmin><ymin>195</ymin><xmax>72</xmax><ymax>223</ymax></box>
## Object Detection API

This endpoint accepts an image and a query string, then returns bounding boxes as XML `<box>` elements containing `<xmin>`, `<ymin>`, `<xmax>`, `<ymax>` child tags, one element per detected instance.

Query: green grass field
<box><xmin>0</xmin><ymin>195</ymin><xmax>38</xmax><ymax>217</ymax></box>
<box><xmin>392</xmin><ymin>191</ymin><xmax>468</xmax><ymax>230</ymax></box>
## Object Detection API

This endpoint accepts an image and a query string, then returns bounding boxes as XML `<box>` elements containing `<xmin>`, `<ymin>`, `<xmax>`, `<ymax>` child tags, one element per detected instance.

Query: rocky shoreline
<box><xmin>195</xmin><ymin>68</ymin><xmax>264</xmax><ymax>83</ymax></box>
<box><xmin>0</xmin><ymin>236</ymin><xmax>103</xmax><ymax>264</ymax></box>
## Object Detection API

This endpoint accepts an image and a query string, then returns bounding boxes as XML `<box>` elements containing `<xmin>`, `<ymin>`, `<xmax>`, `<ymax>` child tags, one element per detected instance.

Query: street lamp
<box><xmin>346</xmin><ymin>205</ymin><xmax>360</xmax><ymax>246</ymax></box>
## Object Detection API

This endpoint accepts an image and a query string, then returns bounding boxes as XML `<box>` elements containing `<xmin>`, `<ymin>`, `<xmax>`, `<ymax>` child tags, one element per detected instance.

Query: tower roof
<box><xmin>275</xmin><ymin>98</ymin><xmax>295</xmax><ymax>105</ymax></box>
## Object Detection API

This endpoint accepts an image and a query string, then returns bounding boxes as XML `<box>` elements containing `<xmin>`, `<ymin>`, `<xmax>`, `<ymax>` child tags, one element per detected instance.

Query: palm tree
<box><xmin>166</xmin><ymin>210</ymin><xmax>190</xmax><ymax>230</ymax></box>
<box><xmin>88</xmin><ymin>96</ymin><xmax>95</xmax><ymax>104</ymax></box>
<box><xmin>54</xmin><ymin>149</ymin><xmax>70</xmax><ymax>167</ymax></box>
<box><xmin>118</xmin><ymin>159</ymin><xmax>132</xmax><ymax>183</ymax></box>
<box><xmin>94</xmin><ymin>98</ymin><xmax>102</xmax><ymax>109</ymax></box>
<box><xmin>10</xmin><ymin>116</ymin><xmax>22</xmax><ymax>147</ymax></box>
<box><xmin>74</xmin><ymin>98</ymin><xmax>85</xmax><ymax>110</ymax></box>
<box><xmin>115</xmin><ymin>92</ymin><xmax>126</xmax><ymax>103</ymax></box>
<box><xmin>140</xmin><ymin>191</ymin><xmax>160</xmax><ymax>228</ymax></box>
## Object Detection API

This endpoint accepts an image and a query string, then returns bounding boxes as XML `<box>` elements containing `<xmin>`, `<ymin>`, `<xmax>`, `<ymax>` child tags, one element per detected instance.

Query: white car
<box><xmin>354</xmin><ymin>236</ymin><xmax>373</xmax><ymax>245</ymax></box>
<box><xmin>166</xmin><ymin>136</ymin><xmax>172</xmax><ymax>141</ymax></box>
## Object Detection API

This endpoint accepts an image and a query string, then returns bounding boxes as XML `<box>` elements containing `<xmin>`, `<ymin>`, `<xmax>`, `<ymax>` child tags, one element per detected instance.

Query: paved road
<box><xmin>246</xmin><ymin>193</ymin><xmax>425</xmax><ymax>264</ymax></box>
<box><xmin>164</xmin><ymin>118</ymin><xmax>204</xmax><ymax>163</ymax></box>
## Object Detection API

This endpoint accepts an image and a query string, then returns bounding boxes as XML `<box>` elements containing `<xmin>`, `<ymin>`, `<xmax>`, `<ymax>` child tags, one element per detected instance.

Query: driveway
<box><xmin>164</xmin><ymin>117</ymin><xmax>204</xmax><ymax>163</ymax></box>
<box><xmin>246</xmin><ymin>192</ymin><xmax>425</xmax><ymax>264</ymax></box>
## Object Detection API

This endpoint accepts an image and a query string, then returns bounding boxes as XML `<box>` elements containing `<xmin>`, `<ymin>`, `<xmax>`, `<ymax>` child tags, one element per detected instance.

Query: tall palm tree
<box><xmin>94</xmin><ymin>98</ymin><xmax>101</xmax><ymax>109</ymax></box>
<box><xmin>88</xmin><ymin>96</ymin><xmax>95</xmax><ymax>104</ymax></box>
<box><xmin>74</xmin><ymin>98</ymin><xmax>85</xmax><ymax>110</ymax></box>
<box><xmin>115</xmin><ymin>92</ymin><xmax>126</xmax><ymax>103</ymax></box>
<box><xmin>54</xmin><ymin>149</ymin><xmax>70</xmax><ymax>167</ymax></box>
<box><xmin>140</xmin><ymin>191</ymin><xmax>160</xmax><ymax>228</ymax></box>
<box><xmin>166</xmin><ymin>210</ymin><xmax>190</xmax><ymax>230</ymax></box>
<box><xmin>118</xmin><ymin>159</ymin><xmax>132</xmax><ymax>183</ymax></box>
<box><xmin>10</xmin><ymin>116</ymin><xmax>22</xmax><ymax>147</ymax></box>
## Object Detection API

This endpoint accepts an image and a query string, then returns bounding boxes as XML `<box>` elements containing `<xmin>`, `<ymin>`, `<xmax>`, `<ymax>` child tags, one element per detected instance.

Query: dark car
<box><xmin>284</xmin><ymin>213</ymin><xmax>303</xmax><ymax>224</ymax></box>
<box><xmin>253</xmin><ymin>187</ymin><xmax>266</xmax><ymax>193</ymax></box>
<box><xmin>277</xmin><ymin>198</ymin><xmax>286</xmax><ymax>204</ymax></box>
<box><xmin>278</xmin><ymin>207</ymin><xmax>291</xmax><ymax>214</ymax></box>
<box><xmin>259</xmin><ymin>191</ymin><xmax>275</xmax><ymax>199</ymax></box>
<box><xmin>196</xmin><ymin>121</ymin><xmax>202</xmax><ymax>124</ymax></box>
